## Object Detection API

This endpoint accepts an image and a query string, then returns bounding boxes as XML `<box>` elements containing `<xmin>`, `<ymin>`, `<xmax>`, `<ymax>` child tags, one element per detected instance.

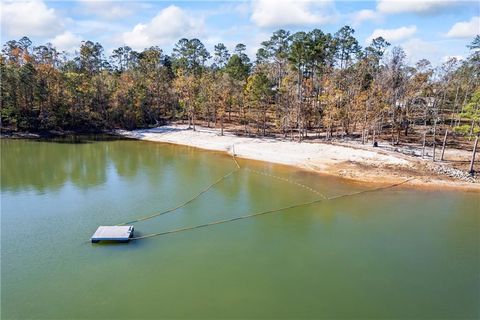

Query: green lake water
<box><xmin>1</xmin><ymin>137</ymin><xmax>479</xmax><ymax>319</ymax></box>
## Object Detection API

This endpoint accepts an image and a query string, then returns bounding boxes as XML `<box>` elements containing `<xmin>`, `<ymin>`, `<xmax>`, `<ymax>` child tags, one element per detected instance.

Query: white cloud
<box><xmin>121</xmin><ymin>5</ymin><xmax>205</xmax><ymax>51</ymax></box>
<box><xmin>367</xmin><ymin>25</ymin><xmax>417</xmax><ymax>43</ymax></box>
<box><xmin>77</xmin><ymin>0</ymin><xmax>136</xmax><ymax>20</ymax></box>
<box><xmin>1</xmin><ymin>0</ymin><xmax>63</xmax><ymax>37</ymax></box>
<box><xmin>446</xmin><ymin>16</ymin><xmax>480</xmax><ymax>38</ymax></box>
<box><xmin>377</xmin><ymin>0</ymin><xmax>459</xmax><ymax>14</ymax></box>
<box><xmin>50</xmin><ymin>31</ymin><xmax>82</xmax><ymax>53</ymax></box>
<box><xmin>401</xmin><ymin>38</ymin><xmax>439</xmax><ymax>63</ymax></box>
<box><xmin>351</xmin><ymin>9</ymin><xmax>381</xmax><ymax>26</ymax></box>
<box><xmin>250</xmin><ymin>0</ymin><xmax>335</xmax><ymax>28</ymax></box>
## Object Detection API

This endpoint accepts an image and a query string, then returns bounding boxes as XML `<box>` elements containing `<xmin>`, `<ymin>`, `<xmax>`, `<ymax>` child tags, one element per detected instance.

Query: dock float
<box><xmin>91</xmin><ymin>226</ymin><xmax>134</xmax><ymax>243</ymax></box>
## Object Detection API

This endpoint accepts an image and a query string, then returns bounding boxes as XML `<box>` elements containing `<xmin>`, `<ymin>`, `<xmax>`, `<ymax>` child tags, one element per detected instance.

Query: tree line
<box><xmin>1</xmin><ymin>27</ymin><xmax>479</xmax><ymax>147</ymax></box>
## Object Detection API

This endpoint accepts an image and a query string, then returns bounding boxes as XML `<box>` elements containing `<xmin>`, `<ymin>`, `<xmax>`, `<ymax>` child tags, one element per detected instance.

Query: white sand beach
<box><xmin>117</xmin><ymin>125</ymin><xmax>479</xmax><ymax>190</ymax></box>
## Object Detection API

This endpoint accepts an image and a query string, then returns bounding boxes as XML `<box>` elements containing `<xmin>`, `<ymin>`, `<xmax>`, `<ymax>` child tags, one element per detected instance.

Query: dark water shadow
<box><xmin>32</xmin><ymin>134</ymin><xmax>130</xmax><ymax>144</ymax></box>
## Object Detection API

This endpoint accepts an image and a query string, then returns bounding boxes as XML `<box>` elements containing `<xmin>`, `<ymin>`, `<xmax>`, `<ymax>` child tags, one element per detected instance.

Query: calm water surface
<box><xmin>1</xmin><ymin>137</ymin><xmax>479</xmax><ymax>319</ymax></box>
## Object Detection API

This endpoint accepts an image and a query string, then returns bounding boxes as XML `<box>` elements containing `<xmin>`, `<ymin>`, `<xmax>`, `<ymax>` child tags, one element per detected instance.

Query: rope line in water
<box><xmin>244</xmin><ymin>168</ymin><xmax>328</xmax><ymax>199</ymax></box>
<box><xmin>130</xmin><ymin>178</ymin><xmax>414</xmax><ymax>240</ymax></box>
<box><xmin>118</xmin><ymin>169</ymin><xmax>239</xmax><ymax>225</ymax></box>
<box><xmin>117</xmin><ymin>146</ymin><xmax>241</xmax><ymax>226</ymax></box>
<box><xmin>232</xmin><ymin>143</ymin><xmax>324</xmax><ymax>198</ymax></box>
<box><xmin>231</xmin><ymin>144</ymin><xmax>240</xmax><ymax>169</ymax></box>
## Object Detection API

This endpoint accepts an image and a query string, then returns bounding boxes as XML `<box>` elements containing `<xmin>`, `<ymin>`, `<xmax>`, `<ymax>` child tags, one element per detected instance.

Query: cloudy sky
<box><xmin>1</xmin><ymin>0</ymin><xmax>479</xmax><ymax>65</ymax></box>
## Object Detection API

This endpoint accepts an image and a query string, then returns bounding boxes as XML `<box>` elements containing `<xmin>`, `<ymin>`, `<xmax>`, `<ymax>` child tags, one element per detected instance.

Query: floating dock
<box><xmin>91</xmin><ymin>226</ymin><xmax>134</xmax><ymax>243</ymax></box>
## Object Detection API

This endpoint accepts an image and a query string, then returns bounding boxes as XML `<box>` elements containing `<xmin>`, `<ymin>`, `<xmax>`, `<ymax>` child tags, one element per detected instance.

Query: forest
<box><xmin>1</xmin><ymin>27</ymin><xmax>479</xmax><ymax>148</ymax></box>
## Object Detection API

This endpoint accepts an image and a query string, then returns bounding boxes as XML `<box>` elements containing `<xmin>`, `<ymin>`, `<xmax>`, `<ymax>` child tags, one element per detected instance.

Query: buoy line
<box><xmin>231</xmin><ymin>143</ymin><xmax>240</xmax><ymax>169</ymax></box>
<box><xmin>244</xmin><ymin>168</ymin><xmax>328</xmax><ymax>199</ymax></box>
<box><xmin>117</xmin><ymin>145</ymin><xmax>324</xmax><ymax>226</ymax></box>
<box><xmin>232</xmin><ymin>143</ymin><xmax>326</xmax><ymax>198</ymax></box>
<box><xmin>130</xmin><ymin>178</ymin><xmax>414</xmax><ymax>241</ymax></box>
<box><xmin>117</xmin><ymin>169</ymin><xmax>239</xmax><ymax>225</ymax></box>
<box><xmin>117</xmin><ymin>147</ymin><xmax>241</xmax><ymax>226</ymax></box>
<box><xmin>115</xmin><ymin>142</ymin><xmax>411</xmax><ymax>241</ymax></box>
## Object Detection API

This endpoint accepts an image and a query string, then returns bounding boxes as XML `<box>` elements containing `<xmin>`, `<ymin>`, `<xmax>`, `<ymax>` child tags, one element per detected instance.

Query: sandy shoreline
<box><xmin>117</xmin><ymin>125</ymin><xmax>479</xmax><ymax>191</ymax></box>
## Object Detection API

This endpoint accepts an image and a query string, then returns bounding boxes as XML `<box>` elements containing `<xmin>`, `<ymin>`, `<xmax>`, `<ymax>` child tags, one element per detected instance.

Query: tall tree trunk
<box><xmin>469</xmin><ymin>136</ymin><xmax>478</xmax><ymax>175</ymax></box>
<box><xmin>432</xmin><ymin>118</ymin><xmax>437</xmax><ymax>161</ymax></box>
<box><xmin>469</xmin><ymin>104</ymin><xmax>478</xmax><ymax>135</ymax></box>
<box><xmin>422</xmin><ymin>132</ymin><xmax>426</xmax><ymax>158</ymax></box>
<box><xmin>192</xmin><ymin>112</ymin><xmax>196</xmax><ymax>131</ymax></box>
<box><xmin>455</xmin><ymin>89</ymin><xmax>470</xmax><ymax>127</ymax></box>
<box><xmin>450</xmin><ymin>83</ymin><xmax>460</xmax><ymax>127</ymax></box>
<box><xmin>441</xmin><ymin>130</ymin><xmax>448</xmax><ymax>161</ymax></box>
<box><xmin>220</xmin><ymin>114</ymin><xmax>224</xmax><ymax>136</ymax></box>
<box><xmin>262</xmin><ymin>104</ymin><xmax>266</xmax><ymax>136</ymax></box>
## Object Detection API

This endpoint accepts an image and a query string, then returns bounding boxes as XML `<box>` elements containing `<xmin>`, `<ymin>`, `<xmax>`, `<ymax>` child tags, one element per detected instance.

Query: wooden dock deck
<box><xmin>91</xmin><ymin>226</ymin><xmax>134</xmax><ymax>243</ymax></box>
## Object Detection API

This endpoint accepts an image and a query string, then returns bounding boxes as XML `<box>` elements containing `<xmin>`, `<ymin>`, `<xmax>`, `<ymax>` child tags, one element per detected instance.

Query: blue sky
<box><xmin>1</xmin><ymin>0</ymin><xmax>479</xmax><ymax>65</ymax></box>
